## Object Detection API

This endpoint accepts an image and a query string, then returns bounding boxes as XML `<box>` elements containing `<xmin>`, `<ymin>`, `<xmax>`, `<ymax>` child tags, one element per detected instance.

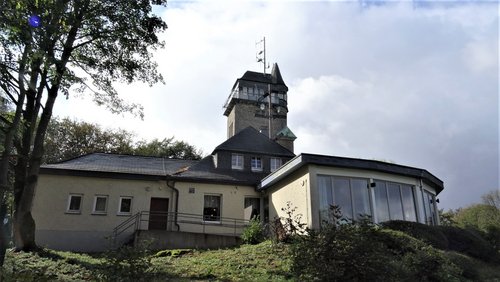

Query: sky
<box><xmin>53</xmin><ymin>0</ymin><xmax>499</xmax><ymax>211</ymax></box>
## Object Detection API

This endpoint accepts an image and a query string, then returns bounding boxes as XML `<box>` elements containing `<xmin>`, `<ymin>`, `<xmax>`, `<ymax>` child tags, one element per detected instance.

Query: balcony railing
<box><xmin>111</xmin><ymin>211</ymin><xmax>250</xmax><ymax>247</ymax></box>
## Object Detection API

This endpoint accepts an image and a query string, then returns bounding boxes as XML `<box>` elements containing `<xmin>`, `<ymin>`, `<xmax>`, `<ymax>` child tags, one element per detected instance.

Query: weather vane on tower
<box><xmin>256</xmin><ymin>37</ymin><xmax>270</xmax><ymax>74</ymax></box>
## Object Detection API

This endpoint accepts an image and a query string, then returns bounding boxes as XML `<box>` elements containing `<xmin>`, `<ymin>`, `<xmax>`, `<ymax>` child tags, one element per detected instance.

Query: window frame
<box><xmin>231</xmin><ymin>154</ymin><xmax>244</xmax><ymax>170</ymax></box>
<box><xmin>203</xmin><ymin>194</ymin><xmax>222</xmax><ymax>223</ymax></box>
<box><xmin>251</xmin><ymin>156</ymin><xmax>263</xmax><ymax>172</ymax></box>
<box><xmin>92</xmin><ymin>195</ymin><xmax>108</xmax><ymax>215</ymax></box>
<box><xmin>66</xmin><ymin>194</ymin><xmax>83</xmax><ymax>214</ymax></box>
<box><xmin>118</xmin><ymin>196</ymin><xmax>133</xmax><ymax>215</ymax></box>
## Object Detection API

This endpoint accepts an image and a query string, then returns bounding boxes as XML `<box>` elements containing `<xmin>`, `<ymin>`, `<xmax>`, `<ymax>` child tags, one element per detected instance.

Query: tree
<box><xmin>43</xmin><ymin>117</ymin><xmax>203</xmax><ymax>163</ymax></box>
<box><xmin>482</xmin><ymin>190</ymin><xmax>500</xmax><ymax>210</ymax></box>
<box><xmin>0</xmin><ymin>0</ymin><xmax>167</xmax><ymax>263</ymax></box>
<box><xmin>44</xmin><ymin>117</ymin><xmax>134</xmax><ymax>163</ymax></box>
<box><xmin>134</xmin><ymin>137</ymin><xmax>203</xmax><ymax>160</ymax></box>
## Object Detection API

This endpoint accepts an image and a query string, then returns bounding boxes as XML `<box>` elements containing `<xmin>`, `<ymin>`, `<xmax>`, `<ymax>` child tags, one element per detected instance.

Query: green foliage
<box><xmin>271</xmin><ymin>201</ymin><xmax>307</xmax><ymax>243</ymax></box>
<box><xmin>241</xmin><ymin>217</ymin><xmax>265</xmax><ymax>244</ymax></box>
<box><xmin>444</xmin><ymin>251</ymin><xmax>481</xmax><ymax>280</ymax></box>
<box><xmin>43</xmin><ymin>117</ymin><xmax>204</xmax><ymax>163</ymax></box>
<box><xmin>481</xmin><ymin>190</ymin><xmax>500</xmax><ymax>209</ymax></box>
<box><xmin>454</xmin><ymin>204</ymin><xmax>500</xmax><ymax>233</ymax></box>
<box><xmin>381</xmin><ymin>220</ymin><xmax>449</xmax><ymax>249</ymax></box>
<box><xmin>101</xmin><ymin>245</ymin><xmax>152</xmax><ymax>281</ymax></box>
<box><xmin>438</xmin><ymin>225</ymin><xmax>499</xmax><ymax>263</ymax></box>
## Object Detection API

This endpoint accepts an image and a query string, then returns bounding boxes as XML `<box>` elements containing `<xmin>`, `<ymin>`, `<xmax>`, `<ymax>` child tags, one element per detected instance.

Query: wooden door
<box><xmin>149</xmin><ymin>198</ymin><xmax>169</xmax><ymax>230</ymax></box>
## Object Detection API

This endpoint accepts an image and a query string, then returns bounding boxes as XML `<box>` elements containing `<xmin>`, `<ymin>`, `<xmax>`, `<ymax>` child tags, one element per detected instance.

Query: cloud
<box><xmin>53</xmin><ymin>1</ymin><xmax>498</xmax><ymax>210</ymax></box>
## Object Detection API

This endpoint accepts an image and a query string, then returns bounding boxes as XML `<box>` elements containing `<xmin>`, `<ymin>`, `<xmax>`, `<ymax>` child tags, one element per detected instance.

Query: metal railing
<box><xmin>111</xmin><ymin>211</ymin><xmax>250</xmax><ymax>247</ymax></box>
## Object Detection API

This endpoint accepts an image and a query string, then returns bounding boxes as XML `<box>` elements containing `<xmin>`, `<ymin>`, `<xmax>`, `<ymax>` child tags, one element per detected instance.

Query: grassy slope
<box><xmin>0</xmin><ymin>240</ymin><xmax>499</xmax><ymax>281</ymax></box>
<box><xmin>0</xmin><ymin>241</ymin><xmax>293</xmax><ymax>281</ymax></box>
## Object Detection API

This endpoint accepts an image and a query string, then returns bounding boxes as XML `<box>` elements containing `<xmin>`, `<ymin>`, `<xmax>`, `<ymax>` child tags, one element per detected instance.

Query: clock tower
<box><xmin>223</xmin><ymin>63</ymin><xmax>296</xmax><ymax>152</ymax></box>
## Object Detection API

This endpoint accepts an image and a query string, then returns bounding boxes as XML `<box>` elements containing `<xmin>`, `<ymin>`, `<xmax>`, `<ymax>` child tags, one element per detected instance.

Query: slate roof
<box><xmin>260</xmin><ymin>153</ymin><xmax>444</xmax><ymax>194</ymax></box>
<box><xmin>41</xmin><ymin>153</ymin><xmax>197</xmax><ymax>177</ymax></box>
<box><xmin>173</xmin><ymin>155</ymin><xmax>267</xmax><ymax>185</ymax></box>
<box><xmin>233</xmin><ymin>63</ymin><xmax>288</xmax><ymax>92</ymax></box>
<box><xmin>212</xmin><ymin>127</ymin><xmax>295</xmax><ymax>157</ymax></box>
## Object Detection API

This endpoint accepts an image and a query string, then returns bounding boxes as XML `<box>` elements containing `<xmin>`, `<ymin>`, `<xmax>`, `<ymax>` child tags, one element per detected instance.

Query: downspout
<box><xmin>162</xmin><ymin>157</ymin><xmax>180</xmax><ymax>231</ymax></box>
<box><xmin>166</xmin><ymin>180</ymin><xmax>181</xmax><ymax>231</ymax></box>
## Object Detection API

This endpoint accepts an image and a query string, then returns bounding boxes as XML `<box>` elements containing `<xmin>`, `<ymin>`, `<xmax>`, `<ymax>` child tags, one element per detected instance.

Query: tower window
<box><xmin>251</xmin><ymin>157</ymin><xmax>263</xmax><ymax>172</ymax></box>
<box><xmin>232</xmin><ymin>154</ymin><xmax>243</xmax><ymax>170</ymax></box>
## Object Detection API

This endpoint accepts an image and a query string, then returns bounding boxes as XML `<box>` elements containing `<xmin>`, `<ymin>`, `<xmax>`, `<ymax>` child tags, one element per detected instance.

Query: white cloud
<box><xmin>53</xmin><ymin>1</ymin><xmax>499</xmax><ymax>210</ymax></box>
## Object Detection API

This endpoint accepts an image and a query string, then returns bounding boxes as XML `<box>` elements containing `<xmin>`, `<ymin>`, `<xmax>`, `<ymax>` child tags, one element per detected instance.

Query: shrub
<box><xmin>102</xmin><ymin>245</ymin><xmax>152</xmax><ymax>281</ymax></box>
<box><xmin>381</xmin><ymin>220</ymin><xmax>449</xmax><ymax>250</ymax></box>
<box><xmin>438</xmin><ymin>225</ymin><xmax>498</xmax><ymax>263</ymax></box>
<box><xmin>241</xmin><ymin>217</ymin><xmax>265</xmax><ymax>244</ymax></box>
<box><xmin>444</xmin><ymin>251</ymin><xmax>480</xmax><ymax>280</ymax></box>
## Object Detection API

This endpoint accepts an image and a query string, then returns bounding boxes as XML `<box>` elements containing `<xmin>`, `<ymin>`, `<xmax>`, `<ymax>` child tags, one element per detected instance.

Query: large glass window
<box><xmin>422</xmin><ymin>190</ymin><xmax>437</xmax><ymax>225</ymax></box>
<box><xmin>231</xmin><ymin>154</ymin><xmax>243</xmax><ymax>170</ymax></box>
<box><xmin>374</xmin><ymin>180</ymin><xmax>417</xmax><ymax>223</ymax></box>
<box><xmin>203</xmin><ymin>195</ymin><xmax>221</xmax><ymax>222</ymax></box>
<box><xmin>318</xmin><ymin>176</ymin><xmax>371</xmax><ymax>223</ymax></box>
<box><xmin>401</xmin><ymin>185</ymin><xmax>417</xmax><ymax>221</ymax></box>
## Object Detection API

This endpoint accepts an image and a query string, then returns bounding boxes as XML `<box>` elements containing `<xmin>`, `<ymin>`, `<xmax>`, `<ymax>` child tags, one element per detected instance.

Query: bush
<box><xmin>381</xmin><ymin>220</ymin><xmax>448</xmax><ymax>250</ymax></box>
<box><xmin>241</xmin><ymin>217</ymin><xmax>265</xmax><ymax>244</ymax></box>
<box><xmin>102</xmin><ymin>245</ymin><xmax>152</xmax><ymax>281</ymax></box>
<box><xmin>438</xmin><ymin>225</ymin><xmax>498</xmax><ymax>263</ymax></box>
<box><xmin>444</xmin><ymin>252</ymin><xmax>480</xmax><ymax>280</ymax></box>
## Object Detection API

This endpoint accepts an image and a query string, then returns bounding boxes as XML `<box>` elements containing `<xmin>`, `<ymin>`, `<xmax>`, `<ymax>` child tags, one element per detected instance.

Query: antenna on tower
<box><xmin>256</xmin><ymin>37</ymin><xmax>270</xmax><ymax>74</ymax></box>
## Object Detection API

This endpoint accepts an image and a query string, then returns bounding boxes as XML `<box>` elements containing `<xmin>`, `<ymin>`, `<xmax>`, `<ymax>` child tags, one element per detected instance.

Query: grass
<box><xmin>0</xmin><ymin>238</ymin><xmax>498</xmax><ymax>281</ymax></box>
<box><xmin>0</xmin><ymin>241</ymin><xmax>293</xmax><ymax>281</ymax></box>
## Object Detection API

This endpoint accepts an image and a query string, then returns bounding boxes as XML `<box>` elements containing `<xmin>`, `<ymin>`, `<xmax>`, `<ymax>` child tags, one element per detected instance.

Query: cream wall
<box><xmin>265</xmin><ymin>167</ymin><xmax>312</xmax><ymax>229</ymax></box>
<box><xmin>175</xmin><ymin>182</ymin><xmax>260</xmax><ymax>234</ymax></box>
<box><xmin>33</xmin><ymin>174</ymin><xmax>172</xmax><ymax>232</ymax></box>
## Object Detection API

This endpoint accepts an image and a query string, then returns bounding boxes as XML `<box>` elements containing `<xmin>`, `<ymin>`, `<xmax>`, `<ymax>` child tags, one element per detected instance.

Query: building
<box><xmin>32</xmin><ymin>64</ymin><xmax>442</xmax><ymax>251</ymax></box>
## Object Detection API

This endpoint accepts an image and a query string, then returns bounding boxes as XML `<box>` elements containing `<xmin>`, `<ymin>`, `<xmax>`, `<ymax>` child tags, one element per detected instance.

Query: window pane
<box><xmin>374</xmin><ymin>181</ymin><xmax>390</xmax><ymax>222</ymax></box>
<box><xmin>251</xmin><ymin>157</ymin><xmax>262</xmax><ymax>171</ymax></box>
<box><xmin>351</xmin><ymin>179</ymin><xmax>371</xmax><ymax>221</ymax></box>
<box><xmin>318</xmin><ymin>176</ymin><xmax>333</xmax><ymax>223</ymax></box>
<box><xmin>120</xmin><ymin>198</ymin><xmax>132</xmax><ymax>213</ymax></box>
<box><xmin>423</xmin><ymin>191</ymin><xmax>436</xmax><ymax>225</ymax></box>
<box><xmin>204</xmin><ymin>195</ymin><xmax>221</xmax><ymax>221</ymax></box>
<box><xmin>387</xmin><ymin>183</ymin><xmax>404</xmax><ymax>220</ymax></box>
<box><xmin>270</xmin><ymin>158</ymin><xmax>282</xmax><ymax>172</ymax></box>
<box><xmin>333</xmin><ymin>178</ymin><xmax>352</xmax><ymax>219</ymax></box>
<box><xmin>401</xmin><ymin>185</ymin><xmax>417</xmax><ymax>222</ymax></box>
<box><xmin>232</xmin><ymin>154</ymin><xmax>243</xmax><ymax>169</ymax></box>
<box><xmin>244</xmin><ymin>198</ymin><xmax>260</xmax><ymax>220</ymax></box>
<box><xmin>69</xmin><ymin>196</ymin><xmax>81</xmax><ymax>211</ymax></box>
<box><xmin>95</xmin><ymin>197</ymin><xmax>107</xmax><ymax>212</ymax></box>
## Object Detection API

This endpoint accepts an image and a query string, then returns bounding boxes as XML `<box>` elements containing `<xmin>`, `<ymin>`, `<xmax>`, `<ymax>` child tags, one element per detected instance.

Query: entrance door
<box><xmin>149</xmin><ymin>198</ymin><xmax>169</xmax><ymax>230</ymax></box>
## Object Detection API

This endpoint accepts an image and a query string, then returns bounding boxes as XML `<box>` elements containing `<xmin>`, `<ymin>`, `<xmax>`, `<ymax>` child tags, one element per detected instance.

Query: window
<box><xmin>232</xmin><ymin>154</ymin><xmax>243</xmax><ymax>170</ymax></box>
<box><xmin>422</xmin><ymin>190</ymin><xmax>437</xmax><ymax>225</ymax></box>
<box><xmin>118</xmin><ymin>197</ymin><xmax>133</xmax><ymax>215</ymax></box>
<box><xmin>67</xmin><ymin>194</ymin><xmax>83</xmax><ymax>213</ymax></box>
<box><xmin>251</xmin><ymin>157</ymin><xmax>262</xmax><ymax>171</ymax></box>
<box><xmin>318</xmin><ymin>176</ymin><xmax>371</xmax><ymax>224</ymax></box>
<box><xmin>203</xmin><ymin>195</ymin><xmax>221</xmax><ymax>222</ymax></box>
<box><xmin>374</xmin><ymin>180</ymin><xmax>418</xmax><ymax>223</ymax></box>
<box><xmin>270</xmin><ymin>158</ymin><xmax>282</xmax><ymax>172</ymax></box>
<box><xmin>244</xmin><ymin>197</ymin><xmax>261</xmax><ymax>220</ymax></box>
<box><xmin>93</xmin><ymin>195</ymin><xmax>108</xmax><ymax>214</ymax></box>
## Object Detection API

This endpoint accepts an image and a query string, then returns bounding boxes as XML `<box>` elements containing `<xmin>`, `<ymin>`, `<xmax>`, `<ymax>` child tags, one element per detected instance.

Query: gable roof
<box><xmin>259</xmin><ymin>153</ymin><xmax>444</xmax><ymax>194</ymax></box>
<box><xmin>212</xmin><ymin>127</ymin><xmax>295</xmax><ymax>157</ymax></box>
<box><xmin>41</xmin><ymin>153</ymin><xmax>197</xmax><ymax>177</ymax></box>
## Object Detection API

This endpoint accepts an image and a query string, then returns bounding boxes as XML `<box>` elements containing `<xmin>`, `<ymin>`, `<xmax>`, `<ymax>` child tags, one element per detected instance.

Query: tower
<box><xmin>223</xmin><ymin>63</ymin><xmax>296</xmax><ymax>152</ymax></box>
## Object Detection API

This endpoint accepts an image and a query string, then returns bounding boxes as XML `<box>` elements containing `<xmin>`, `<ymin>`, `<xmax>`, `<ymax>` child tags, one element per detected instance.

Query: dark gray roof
<box><xmin>260</xmin><ymin>153</ymin><xmax>444</xmax><ymax>194</ymax></box>
<box><xmin>41</xmin><ymin>153</ymin><xmax>197</xmax><ymax>177</ymax></box>
<box><xmin>212</xmin><ymin>127</ymin><xmax>295</xmax><ymax>157</ymax></box>
<box><xmin>174</xmin><ymin>156</ymin><xmax>267</xmax><ymax>185</ymax></box>
<box><xmin>234</xmin><ymin>63</ymin><xmax>288</xmax><ymax>93</ymax></box>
